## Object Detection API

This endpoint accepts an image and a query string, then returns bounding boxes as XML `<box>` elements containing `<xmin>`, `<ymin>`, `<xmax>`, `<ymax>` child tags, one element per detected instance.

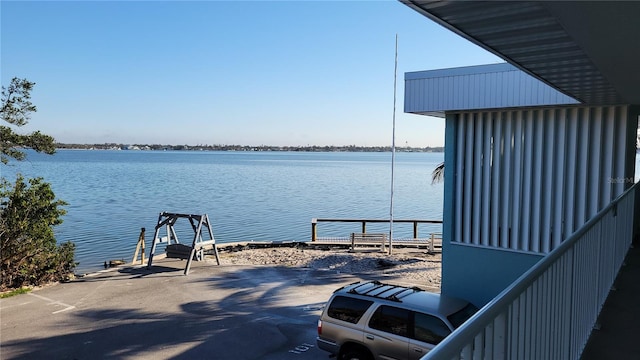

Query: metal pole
<box><xmin>389</xmin><ymin>34</ymin><xmax>398</xmax><ymax>255</ymax></box>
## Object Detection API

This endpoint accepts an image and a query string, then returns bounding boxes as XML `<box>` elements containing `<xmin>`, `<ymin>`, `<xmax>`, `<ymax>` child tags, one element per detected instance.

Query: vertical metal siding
<box><xmin>564</xmin><ymin>108</ymin><xmax>578</xmax><ymax>236</ymax></box>
<box><xmin>553</xmin><ymin>109</ymin><xmax>567</xmax><ymax>249</ymax></box>
<box><xmin>601</xmin><ymin>108</ymin><xmax>615</xmax><ymax>205</ymax></box>
<box><xmin>481</xmin><ymin>113</ymin><xmax>492</xmax><ymax>247</ymax></box>
<box><xmin>512</xmin><ymin>113</ymin><xmax>523</xmax><ymax>250</ymax></box>
<box><xmin>576</xmin><ymin>108</ymin><xmax>590</xmax><ymax>226</ymax></box>
<box><xmin>520</xmin><ymin>112</ymin><xmax>534</xmax><ymax>251</ymax></box>
<box><xmin>464</xmin><ymin>114</ymin><xmax>474</xmax><ymax>244</ymax></box>
<box><xmin>472</xmin><ymin>114</ymin><xmax>483</xmax><ymax>245</ymax></box>
<box><xmin>502</xmin><ymin>112</ymin><xmax>513</xmax><ymax>249</ymax></box>
<box><xmin>451</xmin><ymin>105</ymin><xmax>630</xmax><ymax>254</ymax></box>
<box><xmin>498</xmin><ymin>112</ymin><xmax>510</xmax><ymax>249</ymax></box>
<box><xmin>491</xmin><ymin>115</ymin><xmax>502</xmax><ymax>247</ymax></box>
<box><xmin>455</xmin><ymin>116</ymin><xmax>465</xmax><ymax>246</ymax></box>
<box><xmin>613</xmin><ymin>111</ymin><xmax>628</xmax><ymax>195</ymax></box>
<box><xmin>588</xmin><ymin>108</ymin><xmax>603</xmax><ymax>214</ymax></box>
<box><xmin>531</xmin><ymin>111</ymin><xmax>544</xmax><ymax>252</ymax></box>
<box><xmin>541</xmin><ymin>109</ymin><xmax>554</xmax><ymax>253</ymax></box>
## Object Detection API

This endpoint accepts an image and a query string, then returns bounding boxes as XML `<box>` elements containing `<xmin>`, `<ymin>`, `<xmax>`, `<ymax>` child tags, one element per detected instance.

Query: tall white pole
<box><xmin>389</xmin><ymin>34</ymin><xmax>398</xmax><ymax>255</ymax></box>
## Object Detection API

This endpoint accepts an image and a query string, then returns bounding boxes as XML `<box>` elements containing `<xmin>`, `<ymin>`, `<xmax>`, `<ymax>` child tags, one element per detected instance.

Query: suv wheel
<box><xmin>339</xmin><ymin>347</ymin><xmax>372</xmax><ymax>360</ymax></box>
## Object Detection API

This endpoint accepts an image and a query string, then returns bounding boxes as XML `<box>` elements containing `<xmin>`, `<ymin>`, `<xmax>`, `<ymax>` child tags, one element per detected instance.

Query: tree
<box><xmin>0</xmin><ymin>77</ymin><xmax>74</xmax><ymax>290</ymax></box>
<box><xmin>1</xmin><ymin>77</ymin><xmax>56</xmax><ymax>164</ymax></box>
<box><xmin>1</xmin><ymin>175</ymin><xmax>73</xmax><ymax>289</ymax></box>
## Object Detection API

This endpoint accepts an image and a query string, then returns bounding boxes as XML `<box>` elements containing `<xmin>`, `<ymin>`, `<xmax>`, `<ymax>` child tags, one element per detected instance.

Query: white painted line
<box><xmin>0</xmin><ymin>300</ymin><xmax>34</xmax><ymax>310</ymax></box>
<box><xmin>28</xmin><ymin>293</ymin><xmax>76</xmax><ymax>314</ymax></box>
<box><xmin>52</xmin><ymin>306</ymin><xmax>75</xmax><ymax>314</ymax></box>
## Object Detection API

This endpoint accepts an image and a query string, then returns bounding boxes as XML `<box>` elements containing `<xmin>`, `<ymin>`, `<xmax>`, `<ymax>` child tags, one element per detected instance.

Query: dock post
<box><xmin>311</xmin><ymin>219</ymin><xmax>317</xmax><ymax>241</ymax></box>
<box><xmin>413</xmin><ymin>221</ymin><xmax>418</xmax><ymax>239</ymax></box>
<box><xmin>429</xmin><ymin>233</ymin><xmax>435</xmax><ymax>253</ymax></box>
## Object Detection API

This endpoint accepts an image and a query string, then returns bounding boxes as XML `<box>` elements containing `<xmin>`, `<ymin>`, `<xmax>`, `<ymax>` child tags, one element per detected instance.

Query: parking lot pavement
<box><xmin>0</xmin><ymin>259</ymin><xmax>362</xmax><ymax>360</ymax></box>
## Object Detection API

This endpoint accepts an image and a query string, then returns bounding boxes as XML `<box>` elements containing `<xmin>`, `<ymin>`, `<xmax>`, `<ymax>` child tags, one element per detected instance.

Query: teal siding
<box><xmin>443</xmin><ymin>244</ymin><xmax>543</xmax><ymax>307</ymax></box>
<box><xmin>441</xmin><ymin>113</ymin><xmax>542</xmax><ymax>306</ymax></box>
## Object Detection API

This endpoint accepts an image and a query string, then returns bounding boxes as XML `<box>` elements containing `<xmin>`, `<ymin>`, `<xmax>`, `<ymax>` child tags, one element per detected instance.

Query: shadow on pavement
<box><xmin>1</xmin><ymin>263</ymin><xmax>372</xmax><ymax>359</ymax></box>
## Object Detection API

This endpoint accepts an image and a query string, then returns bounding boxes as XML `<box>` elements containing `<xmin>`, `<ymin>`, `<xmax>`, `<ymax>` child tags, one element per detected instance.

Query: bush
<box><xmin>0</xmin><ymin>174</ymin><xmax>75</xmax><ymax>290</ymax></box>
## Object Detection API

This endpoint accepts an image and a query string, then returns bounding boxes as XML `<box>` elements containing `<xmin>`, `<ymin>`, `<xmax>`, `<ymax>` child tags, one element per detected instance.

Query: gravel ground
<box><xmin>217</xmin><ymin>246</ymin><xmax>442</xmax><ymax>291</ymax></box>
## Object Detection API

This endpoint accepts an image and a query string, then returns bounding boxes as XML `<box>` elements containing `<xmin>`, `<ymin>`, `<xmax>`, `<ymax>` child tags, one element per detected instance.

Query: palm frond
<box><xmin>431</xmin><ymin>162</ymin><xmax>444</xmax><ymax>184</ymax></box>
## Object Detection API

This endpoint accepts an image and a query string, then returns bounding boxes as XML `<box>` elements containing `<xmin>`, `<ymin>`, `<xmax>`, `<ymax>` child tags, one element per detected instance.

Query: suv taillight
<box><xmin>317</xmin><ymin>319</ymin><xmax>322</xmax><ymax>335</ymax></box>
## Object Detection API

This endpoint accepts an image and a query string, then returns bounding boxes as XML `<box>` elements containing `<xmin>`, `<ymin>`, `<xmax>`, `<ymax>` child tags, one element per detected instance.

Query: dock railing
<box><xmin>311</xmin><ymin>218</ymin><xmax>442</xmax><ymax>248</ymax></box>
<box><xmin>422</xmin><ymin>182</ymin><xmax>638</xmax><ymax>360</ymax></box>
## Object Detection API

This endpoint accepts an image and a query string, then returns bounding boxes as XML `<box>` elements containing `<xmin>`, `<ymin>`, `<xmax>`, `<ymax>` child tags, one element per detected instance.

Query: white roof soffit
<box><xmin>401</xmin><ymin>1</ymin><xmax>640</xmax><ymax>105</ymax></box>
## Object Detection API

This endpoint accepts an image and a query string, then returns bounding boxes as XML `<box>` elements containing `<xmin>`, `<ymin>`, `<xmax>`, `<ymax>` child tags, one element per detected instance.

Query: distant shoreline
<box><xmin>55</xmin><ymin>143</ymin><xmax>444</xmax><ymax>153</ymax></box>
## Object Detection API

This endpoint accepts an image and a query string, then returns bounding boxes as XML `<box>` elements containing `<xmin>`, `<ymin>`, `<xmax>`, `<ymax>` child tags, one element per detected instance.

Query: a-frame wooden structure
<box><xmin>147</xmin><ymin>212</ymin><xmax>220</xmax><ymax>275</ymax></box>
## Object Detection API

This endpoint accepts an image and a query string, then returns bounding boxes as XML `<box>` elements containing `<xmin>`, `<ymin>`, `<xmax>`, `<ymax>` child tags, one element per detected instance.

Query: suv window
<box><xmin>447</xmin><ymin>303</ymin><xmax>479</xmax><ymax>329</ymax></box>
<box><xmin>327</xmin><ymin>296</ymin><xmax>373</xmax><ymax>324</ymax></box>
<box><xmin>414</xmin><ymin>312</ymin><xmax>451</xmax><ymax>345</ymax></box>
<box><xmin>368</xmin><ymin>305</ymin><xmax>410</xmax><ymax>337</ymax></box>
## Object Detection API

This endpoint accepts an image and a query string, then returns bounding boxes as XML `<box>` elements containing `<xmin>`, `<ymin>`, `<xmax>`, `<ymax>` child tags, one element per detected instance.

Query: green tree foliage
<box><xmin>0</xmin><ymin>175</ymin><xmax>74</xmax><ymax>290</ymax></box>
<box><xmin>1</xmin><ymin>77</ymin><xmax>56</xmax><ymax>164</ymax></box>
<box><xmin>0</xmin><ymin>77</ymin><xmax>74</xmax><ymax>290</ymax></box>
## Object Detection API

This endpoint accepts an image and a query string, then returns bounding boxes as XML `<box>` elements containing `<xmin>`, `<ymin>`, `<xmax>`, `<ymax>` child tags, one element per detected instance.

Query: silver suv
<box><xmin>317</xmin><ymin>281</ymin><xmax>478</xmax><ymax>360</ymax></box>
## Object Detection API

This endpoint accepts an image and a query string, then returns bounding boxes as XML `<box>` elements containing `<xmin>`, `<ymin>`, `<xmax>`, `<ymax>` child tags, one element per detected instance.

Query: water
<box><xmin>3</xmin><ymin>150</ymin><xmax>444</xmax><ymax>274</ymax></box>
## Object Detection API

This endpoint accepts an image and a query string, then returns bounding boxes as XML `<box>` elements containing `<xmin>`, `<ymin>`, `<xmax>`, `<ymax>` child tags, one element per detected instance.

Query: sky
<box><xmin>1</xmin><ymin>0</ymin><xmax>502</xmax><ymax>147</ymax></box>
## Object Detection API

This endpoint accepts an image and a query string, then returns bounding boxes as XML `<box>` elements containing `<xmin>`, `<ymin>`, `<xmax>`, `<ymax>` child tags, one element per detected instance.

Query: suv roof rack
<box><xmin>347</xmin><ymin>281</ymin><xmax>423</xmax><ymax>302</ymax></box>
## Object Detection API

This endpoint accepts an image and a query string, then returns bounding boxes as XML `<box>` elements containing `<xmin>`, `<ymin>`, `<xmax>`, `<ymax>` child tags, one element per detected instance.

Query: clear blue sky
<box><xmin>1</xmin><ymin>1</ymin><xmax>501</xmax><ymax>147</ymax></box>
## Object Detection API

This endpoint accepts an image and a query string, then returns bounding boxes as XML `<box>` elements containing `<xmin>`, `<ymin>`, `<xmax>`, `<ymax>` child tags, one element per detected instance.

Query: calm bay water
<box><xmin>5</xmin><ymin>150</ymin><xmax>444</xmax><ymax>274</ymax></box>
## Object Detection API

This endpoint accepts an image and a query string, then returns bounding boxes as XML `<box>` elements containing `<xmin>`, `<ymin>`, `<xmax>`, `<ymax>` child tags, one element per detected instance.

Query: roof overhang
<box><xmin>404</xmin><ymin>63</ymin><xmax>579</xmax><ymax>117</ymax></box>
<box><xmin>401</xmin><ymin>1</ymin><xmax>640</xmax><ymax>105</ymax></box>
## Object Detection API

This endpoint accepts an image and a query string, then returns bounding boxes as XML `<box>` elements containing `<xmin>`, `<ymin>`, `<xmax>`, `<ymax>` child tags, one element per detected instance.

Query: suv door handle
<box><xmin>413</xmin><ymin>348</ymin><xmax>423</xmax><ymax>353</ymax></box>
<box><xmin>365</xmin><ymin>334</ymin><xmax>374</xmax><ymax>340</ymax></box>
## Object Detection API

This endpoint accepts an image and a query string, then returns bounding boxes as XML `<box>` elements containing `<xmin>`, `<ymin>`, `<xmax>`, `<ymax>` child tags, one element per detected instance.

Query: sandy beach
<box><xmin>217</xmin><ymin>246</ymin><xmax>442</xmax><ymax>291</ymax></box>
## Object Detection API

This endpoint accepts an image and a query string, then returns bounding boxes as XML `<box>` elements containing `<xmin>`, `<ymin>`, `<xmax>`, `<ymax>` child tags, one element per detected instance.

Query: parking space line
<box><xmin>28</xmin><ymin>293</ymin><xmax>76</xmax><ymax>314</ymax></box>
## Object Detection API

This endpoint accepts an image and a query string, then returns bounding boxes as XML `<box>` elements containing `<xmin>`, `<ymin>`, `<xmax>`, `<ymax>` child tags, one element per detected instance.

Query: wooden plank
<box><xmin>204</xmin><ymin>214</ymin><xmax>220</xmax><ymax>265</ymax></box>
<box><xmin>131</xmin><ymin>228</ymin><xmax>146</xmax><ymax>265</ymax></box>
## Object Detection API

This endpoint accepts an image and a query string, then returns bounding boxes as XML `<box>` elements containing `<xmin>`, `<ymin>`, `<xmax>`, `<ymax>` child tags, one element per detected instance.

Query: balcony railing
<box><xmin>423</xmin><ymin>181</ymin><xmax>638</xmax><ymax>360</ymax></box>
